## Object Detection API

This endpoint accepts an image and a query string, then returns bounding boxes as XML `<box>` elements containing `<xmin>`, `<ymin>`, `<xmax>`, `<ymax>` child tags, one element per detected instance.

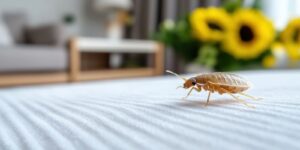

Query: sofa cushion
<box><xmin>25</xmin><ymin>24</ymin><xmax>65</xmax><ymax>46</ymax></box>
<box><xmin>2</xmin><ymin>12</ymin><xmax>27</xmax><ymax>44</ymax></box>
<box><xmin>0</xmin><ymin>45</ymin><xmax>68</xmax><ymax>72</ymax></box>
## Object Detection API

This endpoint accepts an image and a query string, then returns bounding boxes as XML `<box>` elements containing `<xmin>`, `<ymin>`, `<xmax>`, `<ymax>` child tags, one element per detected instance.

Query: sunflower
<box><xmin>281</xmin><ymin>18</ymin><xmax>300</xmax><ymax>60</ymax></box>
<box><xmin>190</xmin><ymin>7</ymin><xmax>231</xmax><ymax>41</ymax></box>
<box><xmin>223</xmin><ymin>9</ymin><xmax>275</xmax><ymax>60</ymax></box>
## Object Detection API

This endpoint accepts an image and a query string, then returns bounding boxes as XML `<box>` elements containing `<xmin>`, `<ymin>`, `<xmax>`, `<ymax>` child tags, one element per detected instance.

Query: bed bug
<box><xmin>166</xmin><ymin>70</ymin><xmax>260</xmax><ymax>107</ymax></box>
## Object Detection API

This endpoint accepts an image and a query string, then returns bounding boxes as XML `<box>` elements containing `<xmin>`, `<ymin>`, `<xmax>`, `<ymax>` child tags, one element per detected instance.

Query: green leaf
<box><xmin>196</xmin><ymin>44</ymin><xmax>218</xmax><ymax>68</ymax></box>
<box><xmin>252</xmin><ymin>0</ymin><xmax>262</xmax><ymax>10</ymax></box>
<box><xmin>153</xmin><ymin>15</ymin><xmax>201</xmax><ymax>62</ymax></box>
<box><xmin>222</xmin><ymin>0</ymin><xmax>243</xmax><ymax>13</ymax></box>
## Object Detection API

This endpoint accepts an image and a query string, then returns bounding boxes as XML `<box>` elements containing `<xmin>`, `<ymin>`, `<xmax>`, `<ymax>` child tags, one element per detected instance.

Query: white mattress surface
<box><xmin>0</xmin><ymin>70</ymin><xmax>299</xmax><ymax>150</ymax></box>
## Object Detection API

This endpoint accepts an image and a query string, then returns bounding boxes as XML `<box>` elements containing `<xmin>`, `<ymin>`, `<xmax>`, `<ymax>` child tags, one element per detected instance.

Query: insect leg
<box><xmin>183</xmin><ymin>87</ymin><xmax>195</xmax><ymax>99</ymax></box>
<box><xmin>228</xmin><ymin>93</ymin><xmax>255</xmax><ymax>108</ymax></box>
<box><xmin>238</xmin><ymin>92</ymin><xmax>262</xmax><ymax>100</ymax></box>
<box><xmin>205</xmin><ymin>92</ymin><xmax>211</xmax><ymax>106</ymax></box>
<box><xmin>218</xmin><ymin>87</ymin><xmax>255</xmax><ymax>108</ymax></box>
<box><xmin>194</xmin><ymin>86</ymin><xmax>201</xmax><ymax>92</ymax></box>
<box><xmin>206</xmin><ymin>81</ymin><xmax>255</xmax><ymax>108</ymax></box>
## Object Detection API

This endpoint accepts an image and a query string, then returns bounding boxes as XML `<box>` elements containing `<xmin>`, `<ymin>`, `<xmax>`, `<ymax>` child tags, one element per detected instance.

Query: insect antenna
<box><xmin>166</xmin><ymin>70</ymin><xmax>187</xmax><ymax>81</ymax></box>
<box><xmin>176</xmin><ymin>86</ymin><xmax>183</xmax><ymax>89</ymax></box>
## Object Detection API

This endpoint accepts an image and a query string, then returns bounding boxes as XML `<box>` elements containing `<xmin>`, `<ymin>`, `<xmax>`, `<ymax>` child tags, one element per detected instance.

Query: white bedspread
<box><xmin>0</xmin><ymin>70</ymin><xmax>300</xmax><ymax>150</ymax></box>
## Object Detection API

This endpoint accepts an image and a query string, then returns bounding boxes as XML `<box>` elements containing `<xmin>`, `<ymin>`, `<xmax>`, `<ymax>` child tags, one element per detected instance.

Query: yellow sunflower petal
<box><xmin>281</xmin><ymin>18</ymin><xmax>300</xmax><ymax>60</ymax></box>
<box><xmin>222</xmin><ymin>9</ymin><xmax>275</xmax><ymax>60</ymax></box>
<box><xmin>190</xmin><ymin>7</ymin><xmax>231</xmax><ymax>42</ymax></box>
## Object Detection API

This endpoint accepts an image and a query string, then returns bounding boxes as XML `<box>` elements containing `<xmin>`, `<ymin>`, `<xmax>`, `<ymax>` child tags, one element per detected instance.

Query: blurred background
<box><xmin>0</xmin><ymin>0</ymin><xmax>300</xmax><ymax>86</ymax></box>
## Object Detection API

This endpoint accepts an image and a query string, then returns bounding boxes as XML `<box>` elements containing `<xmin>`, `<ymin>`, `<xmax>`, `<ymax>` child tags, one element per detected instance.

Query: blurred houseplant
<box><xmin>154</xmin><ymin>0</ymin><xmax>278</xmax><ymax>71</ymax></box>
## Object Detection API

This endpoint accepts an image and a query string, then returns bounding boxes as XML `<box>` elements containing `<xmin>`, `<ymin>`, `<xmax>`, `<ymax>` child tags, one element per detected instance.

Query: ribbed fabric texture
<box><xmin>0</xmin><ymin>70</ymin><xmax>299</xmax><ymax>150</ymax></box>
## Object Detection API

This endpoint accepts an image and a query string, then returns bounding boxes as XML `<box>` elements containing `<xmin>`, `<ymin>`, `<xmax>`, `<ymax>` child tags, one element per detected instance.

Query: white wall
<box><xmin>262</xmin><ymin>0</ymin><xmax>300</xmax><ymax>30</ymax></box>
<box><xmin>0</xmin><ymin>0</ymin><xmax>106</xmax><ymax>36</ymax></box>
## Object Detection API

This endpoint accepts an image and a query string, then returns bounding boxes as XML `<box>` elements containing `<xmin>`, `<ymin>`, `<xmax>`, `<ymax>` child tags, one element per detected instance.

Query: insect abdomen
<box><xmin>198</xmin><ymin>73</ymin><xmax>250</xmax><ymax>93</ymax></box>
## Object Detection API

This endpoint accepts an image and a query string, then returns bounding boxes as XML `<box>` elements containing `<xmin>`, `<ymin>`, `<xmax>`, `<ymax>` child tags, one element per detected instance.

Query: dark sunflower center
<box><xmin>207</xmin><ymin>22</ymin><xmax>223</xmax><ymax>31</ymax></box>
<box><xmin>239</xmin><ymin>25</ymin><xmax>254</xmax><ymax>42</ymax></box>
<box><xmin>293</xmin><ymin>28</ymin><xmax>300</xmax><ymax>42</ymax></box>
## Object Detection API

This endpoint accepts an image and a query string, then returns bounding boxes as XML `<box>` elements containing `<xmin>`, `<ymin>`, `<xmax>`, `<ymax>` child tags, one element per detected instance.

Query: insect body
<box><xmin>166</xmin><ymin>70</ymin><xmax>260</xmax><ymax>107</ymax></box>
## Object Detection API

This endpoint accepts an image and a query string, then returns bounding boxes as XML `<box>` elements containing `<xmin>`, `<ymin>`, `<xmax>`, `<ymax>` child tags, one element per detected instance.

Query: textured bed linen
<box><xmin>0</xmin><ymin>70</ymin><xmax>299</xmax><ymax>150</ymax></box>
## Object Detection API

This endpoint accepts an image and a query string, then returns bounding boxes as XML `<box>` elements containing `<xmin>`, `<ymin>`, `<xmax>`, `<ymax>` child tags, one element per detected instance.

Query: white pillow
<box><xmin>0</xmin><ymin>19</ymin><xmax>13</xmax><ymax>45</ymax></box>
